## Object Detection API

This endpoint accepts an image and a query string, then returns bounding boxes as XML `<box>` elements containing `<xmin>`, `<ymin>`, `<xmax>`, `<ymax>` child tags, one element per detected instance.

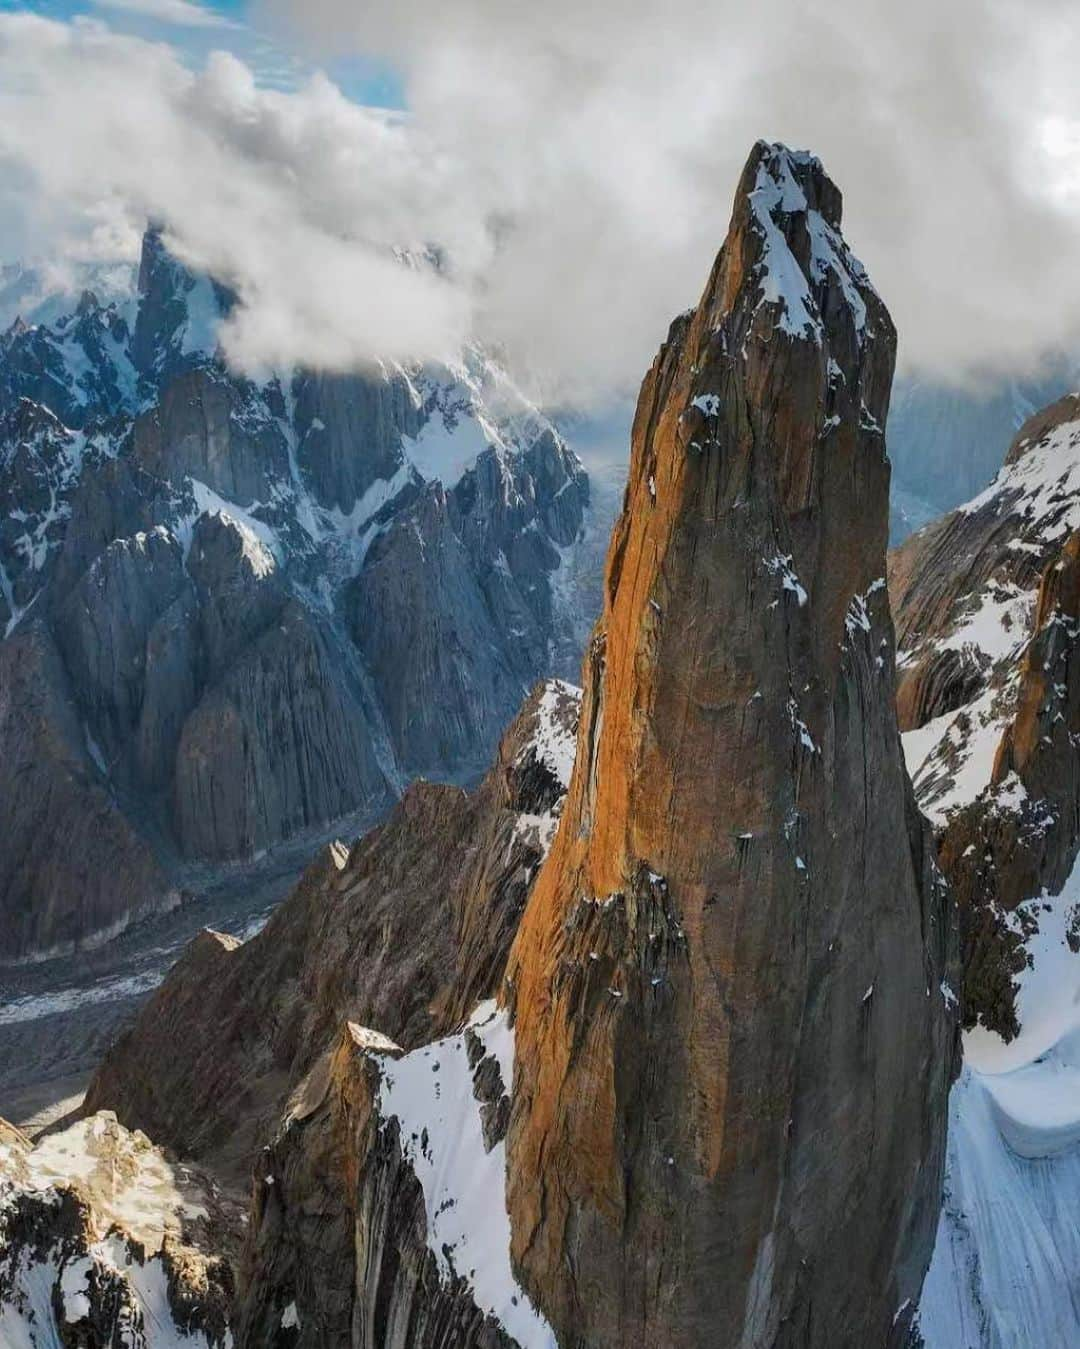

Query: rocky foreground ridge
<box><xmin>0</xmin><ymin>1109</ymin><xmax>237</xmax><ymax>1347</ymax></box>
<box><xmin>84</xmin><ymin>678</ymin><xmax>581</xmax><ymax>1183</ymax></box>
<box><xmin>79</xmin><ymin>143</ymin><xmax>959</xmax><ymax>1348</ymax></box>
<box><xmin>0</xmin><ymin>232</ymin><xmax>591</xmax><ymax>962</ymax></box>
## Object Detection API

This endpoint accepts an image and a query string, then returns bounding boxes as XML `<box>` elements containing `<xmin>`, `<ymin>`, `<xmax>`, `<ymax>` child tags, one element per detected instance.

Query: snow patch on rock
<box><xmin>370</xmin><ymin>1001</ymin><xmax>556</xmax><ymax>1348</ymax></box>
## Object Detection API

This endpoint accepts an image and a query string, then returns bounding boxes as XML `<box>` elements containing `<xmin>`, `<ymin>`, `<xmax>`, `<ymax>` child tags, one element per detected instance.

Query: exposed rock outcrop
<box><xmin>84</xmin><ymin>680</ymin><xmax>580</xmax><ymax>1180</ymax></box>
<box><xmin>0</xmin><ymin>1109</ymin><xmax>237</xmax><ymax>1348</ymax></box>
<box><xmin>232</xmin><ymin>1014</ymin><xmax>527</xmax><ymax>1349</ymax></box>
<box><xmin>0</xmin><ymin>622</ymin><xmax>178</xmax><ymax>960</ymax></box>
<box><xmin>499</xmin><ymin>142</ymin><xmax>957</xmax><ymax>1347</ymax></box>
<box><xmin>892</xmin><ymin>396</ymin><xmax>1080</xmax><ymax>1037</ymax></box>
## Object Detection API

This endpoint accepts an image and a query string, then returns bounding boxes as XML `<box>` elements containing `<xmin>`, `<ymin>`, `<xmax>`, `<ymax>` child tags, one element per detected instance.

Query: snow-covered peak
<box><xmin>744</xmin><ymin>141</ymin><xmax>877</xmax><ymax>347</ymax></box>
<box><xmin>399</xmin><ymin>343</ymin><xmax>570</xmax><ymax>491</ymax></box>
<box><xmin>0</xmin><ymin>257</ymin><xmax>138</xmax><ymax>334</ymax></box>
<box><xmin>961</xmin><ymin>396</ymin><xmax>1080</xmax><ymax>542</ymax></box>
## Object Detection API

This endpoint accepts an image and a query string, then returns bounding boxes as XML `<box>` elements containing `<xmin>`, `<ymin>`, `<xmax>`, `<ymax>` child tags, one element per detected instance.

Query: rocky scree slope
<box><xmin>891</xmin><ymin>394</ymin><xmax>1080</xmax><ymax>1037</ymax></box>
<box><xmin>84</xmin><ymin>678</ymin><xmax>580</xmax><ymax>1186</ymax></box>
<box><xmin>0</xmin><ymin>230</ymin><xmax>589</xmax><ymax>963</ymax></box>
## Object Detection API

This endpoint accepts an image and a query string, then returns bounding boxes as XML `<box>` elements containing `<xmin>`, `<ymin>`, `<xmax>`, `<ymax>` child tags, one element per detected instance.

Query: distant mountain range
<box><xmin>0</xmin><ymin>230</ymin><xmax>599</xmax><ymax>962</ymax></box>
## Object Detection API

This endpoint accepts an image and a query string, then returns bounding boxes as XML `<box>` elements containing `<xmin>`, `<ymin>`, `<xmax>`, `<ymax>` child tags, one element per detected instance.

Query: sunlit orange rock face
<box><xmin>503</xmin><ymin>142</ymin><xmax>958</xmax><ymax>1349</ymax></box>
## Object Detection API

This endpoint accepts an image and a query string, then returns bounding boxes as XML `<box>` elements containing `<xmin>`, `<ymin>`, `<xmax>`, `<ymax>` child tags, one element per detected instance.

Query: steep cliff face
<box><xmin>500</xmin><ymin>142</ymin><xmax>956</xmax><ymax>1348</ymax></box>
<box><xmin>0</xmin><ymin>622</ymin><xmax>177</xmax><ymax>960</ymax></box>
<box><xmin>892</xmin><ymin>395</ymin><xmax>1080</xmax><ymax>1036</ymax></box>
<box><xmin>0</xmin><ymin>232</ymin><xmax>591</xmax><ymax>962</ymax></box>
<box><xmin>869</xmin><ymin>389</ymin><xmax>1080</xmax><ymax>1349</ymax></box>
<box><xmin>84</xmin><ymin>680</ymin><xmax>580</xmax><ymax>1181</ymax></box>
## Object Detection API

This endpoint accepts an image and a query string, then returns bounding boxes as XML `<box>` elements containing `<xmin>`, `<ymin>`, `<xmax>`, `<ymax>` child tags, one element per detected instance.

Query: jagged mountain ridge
<box><xmin>0</xmin><ymin>229</ymin><xmax>591</xmax><ymax>963</ymax></box>
<box><xmin>79</xmin><ymin>676</ymin><xmax>581</xmax><ymax>1346</ymax></box>
<box><xmin>889</xmin><ymin>398</ymin><xmax>1080</xmax><ymax>1348</ymax></box>
<box><xmin>886</xmin><ymin>364</ymin><xmax>1080</xmax><ymax>543</ymax></box>
<box><xmin>891</xmin><ymin>394</ymin><xmax>1080</xmax><ymax>1036</ymax></box>
<box><xmin>83</xmin><ymin>679</ymin><xmax>580</xmax><ymax>1185</ymax></box>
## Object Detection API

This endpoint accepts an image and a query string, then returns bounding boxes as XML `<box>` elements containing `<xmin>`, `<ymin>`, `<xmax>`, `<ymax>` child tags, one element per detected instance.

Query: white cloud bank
<box><xmin>0</xmin><ymin>17</ymin><xmax>473</xmax><ymax>372</ymax></box>
<box><xmin>4</xmin><ymin>2</ymin><xmax>1080</xmax><ymax>399</ymax></box>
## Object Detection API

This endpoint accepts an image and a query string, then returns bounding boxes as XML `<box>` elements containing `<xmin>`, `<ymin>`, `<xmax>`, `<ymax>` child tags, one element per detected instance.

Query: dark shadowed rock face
<box><xmin>349</xmin><ymin>431</ymin><xmax>587</xmax><ymax>780</ymax></box>
<box><xmin>293</xmin><ymin>367</ymin><xmax>422</xmax><ymax>511</ymax></box>
<box><xmin>0</xmin><ymin>228</ymin><xmax>591</xmax><ymax>962</ymax></box>
<box><xmin>84</xmin><ymin>680</ymin><xmax>580</xmax><ymax>1183</ymax></box>
<box><xmin>0</xmin><ymin>622</ymin><xmax>178</xmax><ymax>960</ymax></box>
<box><xmin>501</xmin><ymin>141</ymin><xmax>957</xmax><ymax>1348</ymax></box>
<box><xmin>133</xmin><ymin>367</ymin><xmax>291</xmax><ymax>504</ymax></box>
<box><xmin>891</xmin><ymin>396</ymin><xmax>1080</xmax><ymax>1037</ymax></box>
<box><xmin>171</xmin><ymin>599</ymin><xmax>388</xmax><ymax>862</ymax></box>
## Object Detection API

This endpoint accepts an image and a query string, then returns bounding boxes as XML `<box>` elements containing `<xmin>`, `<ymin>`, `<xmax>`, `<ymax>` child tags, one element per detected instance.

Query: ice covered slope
<box><xmin>0</xmin><ymin>1110</ymin><xmax>234</xmax><ymax>1348</ymax></box>
<box><xmin>890</xmin><ymin>394</ymin><xmax>1080</xmax><ymax>1343</ymax></box>
<box><xmin>231</xmin><ymin>1000</ymin><xmax>564</xmax><ymax>1345</ymax></box>
<box><xmin>921</xmin><ymin>849</ymin><xmax>1080</xmax><ymax>1349</ymax></box>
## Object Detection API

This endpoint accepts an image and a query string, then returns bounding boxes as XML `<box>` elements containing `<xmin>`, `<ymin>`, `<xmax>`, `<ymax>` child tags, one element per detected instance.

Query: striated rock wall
<box><xmin>0</xmin><ymin>622</ymin><xmax>179</xmax><ymax>960</ymax></box>
<box><xmin>0</xmin><ymin>228</ymin><xmax>592</xmax><ymax>962</ymax></box>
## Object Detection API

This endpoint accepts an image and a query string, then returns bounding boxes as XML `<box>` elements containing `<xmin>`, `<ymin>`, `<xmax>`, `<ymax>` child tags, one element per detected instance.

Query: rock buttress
<box><xmin>502</xmin><ymin>142</ymin><xmax>958</xmax><ymax>1348</ymax></box>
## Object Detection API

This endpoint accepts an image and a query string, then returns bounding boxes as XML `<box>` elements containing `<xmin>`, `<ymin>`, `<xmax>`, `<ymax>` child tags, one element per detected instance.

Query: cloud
<box><xmin>255</xmin><ymin>0</ymin><xmax>1080</xmax><ymax>396</ymax></box>
<box><xmin>0</xmin><ymin>16</ymin><xmax>471</xmax><ymax>371</ymax></box>
<box><xmin>4</xmin><ymin>3</ymin><xmax>1080</xmax><ymax>400</ymax></box>
<box><xmin>92</xmin><ymin>0</ymin><xmax>240</xmax><ymax>30</ymax></box>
